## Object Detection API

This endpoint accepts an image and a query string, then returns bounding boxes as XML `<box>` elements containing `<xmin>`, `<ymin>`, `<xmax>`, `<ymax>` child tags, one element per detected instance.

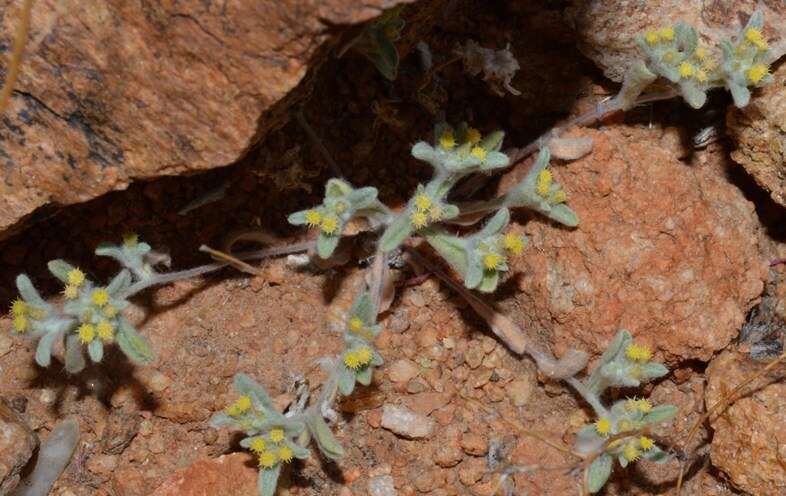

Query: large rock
<box><xmin>727</xmin><ymin>62</ymin><xmax>786</xmax><ymax>207</ymax></box>
<box><xmin>706</xmin><ymin>350</ymin><xmax>786</xmax><ymax>496</ymax></box>
<box><xmin>568</xmin><ymin>1</ymin><xmax>786</xmax><ymax>82</ymax></box>
<box><xmin>0</xmin><ymin>399</ymin><xmax>37</xmax><ymax>493</ymax></box>
<box><xmin>503</xmin><ymin>127</ymin><xmax>766</xmax><ymax>362</ymax></box>
<box><xmin>0</xmin><ymin>0</ymin><xmax>412</xmax><ymax>238</ymax></box>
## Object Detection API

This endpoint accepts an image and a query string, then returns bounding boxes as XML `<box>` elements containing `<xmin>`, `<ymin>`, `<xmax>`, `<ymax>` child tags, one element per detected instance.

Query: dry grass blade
<box><xmin>199</xmin><ymin>244</ymin><xmax>260</xmax><ymax>275</ymax></box>
<box><xmin>0</xmin><ymin>0</ymin><xmax>33</xmax><ymax>116</ymax></box>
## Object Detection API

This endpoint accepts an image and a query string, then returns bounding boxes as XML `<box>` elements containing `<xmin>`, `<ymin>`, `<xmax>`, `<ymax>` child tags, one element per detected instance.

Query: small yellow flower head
<box><xmin>78</xmin><ymin>323</ymin><xmax>96</xmax><ymax>344</ymax></box>
<box><xmin>483</xmin><ymin>253</ymin><xmax>503</xmax><ymax>271</ymax></box>
<box><xmin>639</xmin><ymin>436</ymin><xmax>655</xmax><ymax>451</ymax></box>
<box><xmin>645</xmin><ymin>30</ymin><xmax>659</xmax><ymax>46</ymax></box>
<box><xmin>662</xmin><ymin>51</ymin><xmax>675</xmax><ymax>64</ymax></box>
<box><xmin>629</xmin><ymin>365</ymin><xmax>643</xmax><ymax>379</ymax></box>
<box><xmin>344</xmin><ymin>351</ymin><xmax>361</xmax><ymax>370</ymax></box>
<box><xmin>637</xmin><ymin>398</ymin><xmax>653</xmax><ymax>413</ymax></box>
<box><xmin>536</xmin><ymin>169</ymin><xmax>552</xmax><ymax>197</ymax></box>
<box><xmin>439</xmin><ymin>130</ymin><xmax>456</xmax><ymax>150</ymax></box>
<box><xmin>91</xmin><ymin>288</ymin><xmax>110</xmax><ymax>307</ymax></box>
<box><xmin>623</xmin><ymin>443</ymin><xmax>641</xmax><ymax>462</ymax></box>
<box><xmin>334</xmin><ymin>201</ymin><xmax>348</xmax><ymax>214</ymax></box>
<box><xmin>258</xmin><ymin>451</ymin><xmax>277</xmax><ymax>469</ymax></box>
<box><xmin>12</xmin><ymin>315</ymin><xmax>28</xmax><ymax>333</ymax></box>
<box><xmin>745</xmin><ymin>28</ymin><xmax>768</xmax><ymax>50</ymax></box>
<box><xmin>550</xmin><ymin>190</ymin><xmax>567</xmax><ymax>204</ymax></box>
<box><xmin>502</xmin><ymin>233</ymin><xmax>524</xmax><ymax>255</ymax></box>
<box><xmin>618</xmin><ymin>419</ymin><xmax>634</xmax><ymax>432</ymax></box>
<box><xmin>103</xmin><ymin>305</ymin><xmax>118</xmax><ymax>319</ymax></box>
<box><xmin>63</xmin><ymin>285</ymin><xmax>79</xmax><ymax>300</ymax></box>
<box><xmin>410</xmin><ymin>211</ymin><xmax>428</xmax><ymax>229</ymax></box>
<box><xmin>269</xmin><ymin>428</ymin><xmax>285</xmax><ymax>444</ymax></box>
<box><xmin>414</xmin><ymin>194</ymin><xmax>432</xmax><ymax>212</ymax></box>
<box><xmin>428</xmin><ymin>204</ymin><xmax>443</xmax><ymax>221</ymax></box>
<box><xmin>66</xmin><ymin>268</ymin><xmax>86</xmax><ymax>287</ymax></box>
<box><xmin>279</xmin><ymin>445</ymin><xmax>294</xmax><ymax>463</ymax></box>
<box><xmin>227</xmin><ymin>395</ymin><xmax>253</xmax><ymax>416</ymax></box>
<box><xmin>304</xmin><ymin>209</ymin><xmax>322</xmax><ymax>227</ymax></box>
<box><xmin>748</xmin><ymin>64</ymin><xmax>769</xmax><ymax>84</ymax></box>
<box><xmin>625</xmin><ymin>397</ymin><xmax>640</xmax><ymax>412</ymax></box>
<box><xmin>695</xmin><ymin>69</ymin><xmax>708</xmax><ymax>83</ymax></box>
<box><xmin>470</xmin><ymin>146</ymin><xmax>487</xmax><ymax>162</ymax></box>
<box><xmin>356</xmin><ymin>346</ymin><xmax>373</xmax><ymax>366</ymax></box>
<box><xmin>465</xmin><ymin>127</ymin><xmax>482</xmax><ymax>145</ymax></box>
<box><xmin>693</xmin><ymin>46</ymin><xmax>707</xmax><ymax>61</ymax></box>
<box><xmin>249</xmin><ymin>437</ymin><xmax>267</xmax><ymax>454</ymax></box>
<box><xmin>348</xmin><ymin>316</ymin><xmax>363</xmax><ymax>333</ymax></box>
<box><xmin>10</xmin><ymin>299</ymin><xmax>27</xmax><ymax>317</ymax></box>
<box><xmin>320</xmin><ymin>216</ymin><xmax>339</xmax><ymax>235</ymax></box>
<box><xmin>679</xmin><ymin>62</ymin><xmax>694</xmax><ymax>79</ymax></box>
<box><xmin>123</xmin><ymin>233</ymin><xmax>139</xmax><ymax>247</ymax></box>
<box><xmin>625</xmin><ymin>344</ymin><xmax>652</xmax><ymax>362</ymax></box>
<box><xmin>595</xmin><ymin>417</ymin><xmax>612</xmax><ymax>436</ymax></box>
<box><xmin>96</xmin><ymin>320</ymin><xmax>114</xmax><ymax>341</ymax></box>
<box><xmin>659</xmin><ymin>27</ymin><xmax>675</xmax><ymax>41</ymax></box>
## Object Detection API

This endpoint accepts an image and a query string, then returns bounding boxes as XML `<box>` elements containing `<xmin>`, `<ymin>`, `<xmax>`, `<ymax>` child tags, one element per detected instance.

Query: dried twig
<box><xmin>0</xmin><ymin>0</ymin><xmax>33</xmax><ymax>116</ymax></box>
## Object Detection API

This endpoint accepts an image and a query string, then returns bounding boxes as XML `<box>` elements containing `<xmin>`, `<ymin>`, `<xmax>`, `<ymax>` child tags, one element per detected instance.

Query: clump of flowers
<box><xmin>571</xmin><ymin>330</ymin><xmax>676</xmax><ymax>493</ymax></box>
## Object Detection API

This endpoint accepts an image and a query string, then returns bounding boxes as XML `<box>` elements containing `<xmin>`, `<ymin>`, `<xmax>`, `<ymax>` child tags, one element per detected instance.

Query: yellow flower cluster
<box><xmin>344</xmin><ymin>346</ymin><xmax>373</xmax><ymax>370</ymax></box>
<box><xmin>410</xmin><ymin>192</ymin><xmax>443</xmax><ymax>228</ymax></box>
<box><xmin>625</xmin><ymin>397</ymin><xmax>653</xmax><ymax>413</ymax></box>
<box><xmin>63</xmin><ymin>268</ymin><xmax>86</xmax><ymax>300</ymax></box>
<box><xmin>255</xmin><ymin>427</ymin><xmax>294</xmax><ymax>468</ymax></box>
<box><xmin>625</xmin><ymin>344</ymin><xmax>652</xmax><ymax>362</ymax></box>
<box><xmin>226</xmin><ymin>395</ymin><xmax>253</xmax><ymax>416</ymax></box>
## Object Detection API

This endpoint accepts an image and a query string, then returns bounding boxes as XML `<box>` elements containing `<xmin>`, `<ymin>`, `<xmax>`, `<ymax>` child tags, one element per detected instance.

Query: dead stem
<box><xmin>0</xmin><ymin>0</ymin><xmax>34</xmax><ymax>116</ymax></box>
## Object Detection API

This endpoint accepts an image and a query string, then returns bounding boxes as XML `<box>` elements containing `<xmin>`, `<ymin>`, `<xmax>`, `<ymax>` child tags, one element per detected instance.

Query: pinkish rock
<box><xmin>502</xmin><ymin>127</ymin><xmax>766</xmax><ymax>362</ymax></box>
<box><xmin>706</xmin><ymin>350</ymin><xmax>786</xmax><ymax>496</ymax></box>
<box><xmin>151</xmin><ymin>453</ymin><xmax>257</xmax><ymax>496</ymax></box>
<box><xmin>0</xmin><ymin>0</ymin><xmax>414</xmax><ymax>239</ymax></box>
<box><xmin>727</xmin><ymin>62</ymin><xmax>786</xmax><ymax>207</ymax></box>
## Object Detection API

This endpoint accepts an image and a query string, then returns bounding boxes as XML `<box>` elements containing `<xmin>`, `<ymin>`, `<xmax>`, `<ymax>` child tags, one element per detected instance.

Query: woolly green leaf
<box><xmin>305</xmin><ymin>411</ymin><xmax>345</xmax><ymax>460</ymax></box>
<box><xmin>370</xmin><ymin>34</ymin><xmax>400</xmax><ymax>80</ymax></box>
<box><xmin>481</xmin><ymin>151</ymin><xmax>510</xmax><ymax>171</ymax></box>
<box><xmin>287</xmin><ymin>209</ymin><xmax>310</xmax><ymax>226</ymax></box>
<box><xmin>116</xmin><ymin>319</ymin><xmax>154</xmax><ymax>364</ymax></box>
<box><xmin>285</xmin><ymin>439</ymin><xmax>311</xmax><ymax>459</ymax></box>
<box><xmin>546</xmin><ymin>204</ymin><xmax>580</xmax><ymax>227</ymax></box>
<box><xmin>442</xmin><ymin>204</ymin><xmax>460</xmax><ymax>220</ymax></box>
<box><xmin>464</xmin><ymin>262</ymin><xmax>483</xmax><ymax>290</ymax></box>
<box><xmin>35</xmin><ymin>330</ymin><xmax>61</xmax><ymax>367</ymax></box>
<box><xmin>478</xmin><ymin>208</ymin><xmax>510</xmax><ymax>238</ymax></box>
<box><xmin>728</xmin><ymin>82</ymin><xmax>751</xmax><ymax>108</ymax></box>
<box><xmin>379</xmin><ymin>213</ymin><xmax>413</xmax><ymax>252</ymax></box>
<box><xmin>424</xmin><ymin>230</ymin><xmax>468</xmax><ymax>277</ymax></box>
<box><xmin>316</xmin><ymin>234</ymin><xmax>341</xmax><ymax>259</ymax></box>
<box><xmin>356</xmin><ymin>366</ymin><xmax>373</xmax><ymax>386</ymax></box>
<box><xmin>107</xmin><ymin>269</ymin><xmax>132</xmax><ymax>296</ymax></box>
<box><xmin>642</xmin><ymin>405</ymin><xmax>678</xmax><ymax>424</ymax></box>
<box><xmin>641</xmin><ymin>362</ymin><xmax>669</xmax><ymax>379</ymax></box>
<box><xmin>47</xmin><ymin>260</ymin><xmax>76</xmax><ymax>283</ymax></box>
<box><xmin>64</xmin><ymin>334</ymin><xmax>85</xmax><ymax>374</ymax></box>
<box><xmin>349</xmin><ymin>291</ymin><xmax>375</xmax><ymax>325</ymax></box>
<box><xmin>619</xmin><ymin>61</ymin><xmax>658</xmax><ymax>110</ymax></box>
<box><xmin>209</xmin><ymin>413</ymin><xmax>236</xmax><ymax>429</ymax></box>
<box><xmin>233</xmin><ymin>373</ymin><xmax>277</xmax><ymax>411</ymax></box>
<box><xmin>679</xmin><ymin>82</ymin><xmax>707</xmax><ymax>109</ymax></box>
<box><xmin>348</xmin><ymin>186</ymin><xmax>379</xmax><ymax>209</ymax></box>
<box><xmin>411</xmin><ymin>142</ymin><xmax>435</xmax><ymax>163</ymax></box>
<box><xmin>258</xmin><ymin>465</ymin><xmax>282</xmax><ymax>496</ymax></box>
<box><xmin>478</xmin><ymin>270</ymin><xmax>500</xmax><ymax>293</ymax></box>
<box><xmin>599</xmin><ymin>330</ymin><xmax>632</xmax><ymax>367</ymax></box>
<box><xmin>480</xmin><ymin>130</ymin><xmax>505</xmax><ymax>152</ymax></box>
<box><xmin>642</xmin><ymin>445</ymin><xmax>670</xmax><ymax>463</ymax></box>
<box><xmin>88</xmin><ymin>339</ymin><xmax>103</xmax><ymax>363</ymax></box>
<box><xmin>16</xmin><ymin>274</ymin><xmax>46</xmax><ymax>306</ymax></box>
<box><xmin>337</xmin><ymin>366</ymin><xmax>357</xmax><ymax>396</ymax></box>
<box><xmin>325</xmin><ymin>178</ymin><xmax>353</xmax><ymax>198</ymax></box>
<box><xmin>588</xmin><ymin>453</ymin><xmax>613</xmax><ymax>493</ymax></box>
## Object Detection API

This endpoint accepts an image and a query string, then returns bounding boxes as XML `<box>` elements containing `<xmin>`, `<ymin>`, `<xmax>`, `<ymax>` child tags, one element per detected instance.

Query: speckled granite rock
<box><xmin>568</xmin><ymin>1</ymin><xmax>786</xmax><ymax>82</ymax></box>
<box><xmin>502</xmin><ymin>127</ymin><xmax>766</xmax><ymax>363</ymax></box>
<box><xmin>705</xmin><ymin>350</ymin><xmax>786</xmax><ymax>496</ymax></box>
<box><xmin>0</xmin><ymin>0</ymin><xmax>413</xmax><ymax>238</ymax></box>
<box><xmin>728</xmin><ymin>62</ymin><xmax>786</xmax><ymax>207</ymax></box>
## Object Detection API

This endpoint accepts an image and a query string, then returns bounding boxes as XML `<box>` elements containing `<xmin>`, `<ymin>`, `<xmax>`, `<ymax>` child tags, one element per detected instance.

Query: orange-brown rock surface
<box><xmin>503</xmin><ymin>127</ymin><xmax>767</xmax><ymax>362</ymax></box>
<box><xmin>151</xmin><ymin>453</ymin><xmax>257</xmax><ymax>495</ymax></box>
<box><xmin>0</xmin><ymin>0</ymin><xmax>412</xmax><ymax>238</ymax></box>
<box><xmin>705</xmin><ymin>350</ymin><xmax>786</xmax><ymax>496</ymax></box>
<box><xmin>568</xmin><ymin>1</ymin><xmax>786</xmax><ymax>82</ymax></box>
<box><xmin>727</xmin><ymin>62</ymin><xmax>786</xmax><ymax>207</ymax></box>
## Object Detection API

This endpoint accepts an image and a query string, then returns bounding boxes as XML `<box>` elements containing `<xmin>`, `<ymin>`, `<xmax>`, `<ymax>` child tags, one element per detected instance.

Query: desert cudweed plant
<box><xmin>350</xmin><ymin>6</ymin><xmax>405</xmax><ymax>80</ymax></box>
<box><xmin>9</xmin><ymin>235</ymin><xmax>225</xmax><ymax>373</ymax></box>
<box><xmin>618</xmin><ymin>10</ymin><xmax>773</xmax><ymax>110</ymax></box>
<box><xmin>212</xmin><ymin>291</ymin><xmax>384</xmax><ymax>495</ymax></box>
<box><xmin>571</xmin><ymin>330</ymin><xmax>676</xmax><ymax>493</ymax></box>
